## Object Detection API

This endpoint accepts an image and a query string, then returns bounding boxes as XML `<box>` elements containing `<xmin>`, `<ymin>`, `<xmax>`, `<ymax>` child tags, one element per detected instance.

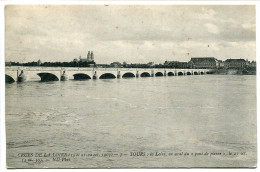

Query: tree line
<box><xmin>6</xmin><ymin>61</ymin><xmax>95</xmax><ymax>67</ymax></box>
<box><xmin>6</xmin><ymin>61</ymin><xmax>184</xmax><ymax>68</ymax></box>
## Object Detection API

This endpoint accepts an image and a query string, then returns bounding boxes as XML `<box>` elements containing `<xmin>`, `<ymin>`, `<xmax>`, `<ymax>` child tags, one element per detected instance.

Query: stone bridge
<box><xmin>5</xmin><ymin>66</ymin><xmax>212</xmax><ymax>83</ymax></box>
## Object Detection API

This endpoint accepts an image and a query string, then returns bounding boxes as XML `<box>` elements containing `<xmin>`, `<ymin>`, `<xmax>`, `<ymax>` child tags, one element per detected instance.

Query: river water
<box><xmin>5</xmin><ymin>75</ymin><xmax>256</xmax><ymax>168</ymax></box>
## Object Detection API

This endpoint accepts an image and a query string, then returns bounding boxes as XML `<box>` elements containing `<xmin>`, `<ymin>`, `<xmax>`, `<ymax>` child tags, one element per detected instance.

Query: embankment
<box><xmin>210</xmin><ymin>68</ymin><xmax>256</xmax><ymax>75</ymax></box>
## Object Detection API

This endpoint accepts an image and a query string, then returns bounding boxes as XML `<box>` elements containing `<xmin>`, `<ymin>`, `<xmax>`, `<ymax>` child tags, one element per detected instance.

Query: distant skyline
<box><xmin>5</xmin><ymin>5</ymin><xmax>256</xmax><ymax>64</ymax></box>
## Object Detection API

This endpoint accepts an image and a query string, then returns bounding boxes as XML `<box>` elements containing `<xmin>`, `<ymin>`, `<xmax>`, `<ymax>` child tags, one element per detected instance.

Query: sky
<box><xmin>5</xmin><ymin>5</ymin><xmax>256</xmax><ymax>64</ymax></box>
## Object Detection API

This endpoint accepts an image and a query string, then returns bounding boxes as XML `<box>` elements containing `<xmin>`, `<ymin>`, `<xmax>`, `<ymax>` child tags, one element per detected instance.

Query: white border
<box><xmin>0</xmin><ymin>1</ymin><xmax>259</xmax><ymax>172</ymax></box>
<box><xmin>1</xmin><ymin>0</ymin><xmax>260</xmax><ymax>5</ymax></box>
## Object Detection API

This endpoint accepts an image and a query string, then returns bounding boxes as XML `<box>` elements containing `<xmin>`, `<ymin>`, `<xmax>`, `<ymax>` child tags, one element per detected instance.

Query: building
<box><xmin>79</xmin><ymin>51</ymin><xmax>95</xmax><ymax>63</ymax></box>
<box><xmin>246</xmin><ymin>60</ymin><xmax>256</xmax><ymax>68</ymax></box>
<box><xmin>37</xmin><ymin>60</ymin><xmax>42</xmax><ymax>66</ymax></box>
<box><xmin>110</xmin><ymin>62</ymin><xmax>122</xmax><ymax>68</ymax></box>
<box><xmin>188</xmin><ymin>57</ymin><xmax>220</xmax><ymax>69</ymax></box>
<box><xmin>249</xmin><ymin>61</ymin><xmax>256</xmax><ymax>68</ymax></box>
<box><xmin>96</xmin><ymin>64</ymin><xmax>110</xmax><ymax>68</ymax></box>
<box><xmin>5</xmin><ymin>61</ymin><xmax>11</xmax><ymax>66</ymax></box>
<box><xmin>224</xmin><ymin>59</ymin><xmax>246</xmax><ymax>69</ymax></box>
<box><xmin>73</xmin><ymin>58</ymin><xmax>78</xmax><ymax>63</ymax></box>
<box><xmin>218</xmin><ymin>60</ymin><xmax>225</xmax><ymax>68</ymax></box>
<box><xmin>164</xmin><ymin>61</ymin><xmax>188</xmax><ymax>68</ymax></box>
<box><xmin>147</xmin><ymin>62</ymin><xmax>155</xmax><ymax>67</ymax></box>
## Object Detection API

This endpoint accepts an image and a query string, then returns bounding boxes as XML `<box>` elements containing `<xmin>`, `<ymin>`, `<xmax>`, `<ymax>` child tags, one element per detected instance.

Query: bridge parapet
<box><xmin>65</xmin><ymin>68</ymin><xmax>93</xmax><ymax>72</ymax></box>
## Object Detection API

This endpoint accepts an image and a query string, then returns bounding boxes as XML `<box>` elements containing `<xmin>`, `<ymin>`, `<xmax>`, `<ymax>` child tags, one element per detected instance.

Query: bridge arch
<box><xmin>37</xmin><ymin>73</ymin><xmax>59</xmax><ymax>81</ymax></box>
<box><xmin>140</xmin><ymin>72</ymin><xmax>151</xmax><ymax>77</ymax></box>
<box><xmin>200</xmin><ymin>72</ymin><xmax>204</xmax><ymax>75</ymax></box>
<box><xmin>168</xmin><ymin>72</ymin><xmax>174</xmax><ymax>76</ymax></box>
<box><xmin>122</xmin><ymin>72</ymin><xmax>135</xmax><ymax>78</ymax></box>
<box><xmin>5</xmin><ymin>74</ymin><xmax>15</xmax><ymax>83</ymax></box>
<box><xmin>73</xmin><ymin>73</ymin><xmax>91</xmax><ymax>80</ymax></box>
<box><xmin>194</xmin><ymin>72</ymin><xmax>199</xmax><ymax>75</ymax></box>
<box><xmin>187</xmin><ymin>72</ymin><xmax>192</xmax><ymax>75</ymax></box>
<box><xmin>155</xmin><ymin>72</ymin><xmax>164</xmax><ymax>77</ymax></box>
<box><xmin>99</xmin><ymin>73</ymin><xmax>116</xmax><ymax>79</ymax></box>
<box><xmin>178</xmin><ymin>72</ymin><xmax>183</xmax><ymax>76</ymax></box>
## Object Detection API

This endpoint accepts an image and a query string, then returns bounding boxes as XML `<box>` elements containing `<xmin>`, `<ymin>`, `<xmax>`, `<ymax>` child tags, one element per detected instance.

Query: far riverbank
<box><xmin>210</xmin><ymin>68</ymin><xmax>256</xmax><ymax>75</ymax></box>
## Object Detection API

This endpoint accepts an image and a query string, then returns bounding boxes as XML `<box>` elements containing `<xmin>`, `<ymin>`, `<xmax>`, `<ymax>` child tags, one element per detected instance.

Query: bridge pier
<box><xmin>117</xmin><ymin>70</ymin><xmax>121</xmax><ymax>79</ymax></box>
<box><xmin>93</xmin><ymin>71</ymin><xmax>97</xmax><ymax>79</ymax></box>
<box><xmin>61</xmin><ymin>70</ymin><xmax>68</xmax><ymax>81</ymax></box>
<box><xmin>17</xmin><ymin>70</ymin><xmax>26</xmax><ymax>82</ymax></box>
<box><xmin>164</xmin><ymin>70</ymin><xmax>167</xmax><ymax>76</ymax></box>
<box><xmin>151</xmin><ymin>70</ymin><xmax>154</xmax><ymax>77</ymax></box>
<box><xmin>136</xmin><ymin>71</ymin><xmax>139</xmax><ymax>78</ymax></box>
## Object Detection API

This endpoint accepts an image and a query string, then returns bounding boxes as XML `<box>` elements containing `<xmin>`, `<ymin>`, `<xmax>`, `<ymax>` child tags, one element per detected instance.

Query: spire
<box><xmin>87</xmin><ymin>51</ymin><xmax>90</xmax><ymax>61</ymax></box>
<box><xmin>91</xmin><ymin>51</ymin><xmax>94</xmax><ymax>61</ymax></box>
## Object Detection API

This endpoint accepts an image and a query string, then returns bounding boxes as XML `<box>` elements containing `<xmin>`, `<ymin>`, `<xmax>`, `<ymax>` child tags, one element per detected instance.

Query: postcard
<box><xmin>4</xmin><ymin>4</ymin><xmax>256</xmax><ymax>168</ymax></box>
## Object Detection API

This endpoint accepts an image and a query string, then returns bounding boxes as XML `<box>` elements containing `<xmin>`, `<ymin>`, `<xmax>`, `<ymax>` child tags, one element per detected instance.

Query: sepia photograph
<box><xmin>4</xmin><ymin>4</ymin><xmax>257</xmax><ymax>168</ymax></box>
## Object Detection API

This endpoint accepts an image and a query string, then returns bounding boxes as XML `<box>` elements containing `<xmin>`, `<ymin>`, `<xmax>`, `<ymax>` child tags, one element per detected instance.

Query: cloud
<box><xmin>204</xmin><ymin>23</ymin><xmax>219</xmax><ymax>34</ymax></box>
<box><xmin>242</xmin><ymin>23</ymin><xmax>256</xmax><ymax>31</ymax></box>
<box><xmin>5</xmin><ymin>5</ymin><xmax>256</xmax><ymax>63</ymax></box>
<box><xmin>199</xmin><ymin>8</ymin><xmax>216</xmax><ymax>20</ymax></box>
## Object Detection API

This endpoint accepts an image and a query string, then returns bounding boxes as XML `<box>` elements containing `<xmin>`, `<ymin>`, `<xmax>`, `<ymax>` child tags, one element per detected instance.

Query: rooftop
<box><xmin>225</xmin><ymin>59</ymin><xmax>246</xmax><ymax>62</ymax></box>
<box><xmin>190</xmin><ymin>57</ymin><xmax>217</xmax><ymax>63</ymax></box>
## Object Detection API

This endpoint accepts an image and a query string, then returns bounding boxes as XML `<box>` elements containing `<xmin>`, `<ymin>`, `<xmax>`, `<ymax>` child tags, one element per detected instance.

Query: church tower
<box><xmin>90</xmin><ymin>51</ymin><xmax>94</xmax><ymax>62</ymax></box>
<box><xmin>87</xmin><ymin>51</ymin><xmax>91</xmax><ymax>61</ymax></box>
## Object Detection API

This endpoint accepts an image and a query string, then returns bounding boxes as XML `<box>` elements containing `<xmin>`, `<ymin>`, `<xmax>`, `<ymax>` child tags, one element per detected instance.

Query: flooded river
<box><xmin>5</xmin><ymin>75</ymin><xmax>256</xmax><ymax>168</ymax></box>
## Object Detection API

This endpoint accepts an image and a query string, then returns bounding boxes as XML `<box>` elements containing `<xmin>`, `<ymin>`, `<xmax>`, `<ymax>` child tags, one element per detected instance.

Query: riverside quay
<box><xmin>5</xmin><ymin>67</ymin><xmax>212</xmax><ymax>83</ymax></box>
